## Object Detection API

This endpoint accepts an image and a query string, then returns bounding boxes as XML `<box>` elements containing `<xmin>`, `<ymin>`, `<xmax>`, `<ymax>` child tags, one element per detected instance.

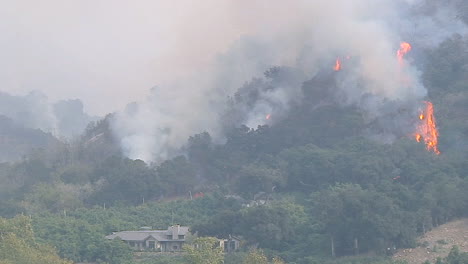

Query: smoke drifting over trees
<box><xmin>2</xmin><ymin>2</ymin><xmax>468</xmax><ymax>263</ymax></box>
<box><xmin>0</xmin><ymin>0</ymin><xmax>466</xmax><ymax>161</ymax></box>
<box><xmin>109</xmin><ymin>0</ymin><xmax>466</xmax><ymax>161</ymax></box>
<box><xmin>0</xmin><ymin>91</ymin><xmax>97</xmax><ymax>138</ymax></box>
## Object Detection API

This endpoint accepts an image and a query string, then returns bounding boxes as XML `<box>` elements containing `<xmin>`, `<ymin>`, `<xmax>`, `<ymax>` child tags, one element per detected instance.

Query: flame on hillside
<box><xmin>394</xmin><ymin>42</ymin><xmax>439</xmax><ymax>154</ymax></box>
<box><xmin>397</xmin><ymin>42</ymin><xmax>412</xmax><ymax>65</ymax></box>
<box><xmin>333</xmin><ymin>56</ymin><xmax>352</xmax><ymax>71</ymax></box>
<box><xmin>334</xmin><ymin>58</ymin><xmax>342</xmax><ymax>71</ymax></box>
<box><xmin>414</xmin><ymin>101</ymin><xmax>440</xmax><ymax>155</ymax></box>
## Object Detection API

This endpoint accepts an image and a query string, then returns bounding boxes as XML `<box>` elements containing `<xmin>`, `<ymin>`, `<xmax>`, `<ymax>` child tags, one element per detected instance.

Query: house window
<box><xmin>129</xmin><ymin>242</ymin><xmax>135</xmax><ymax>247</ymax></box>
<box><xmin>173</xmin><ymin>245</ymin><xmax>178</xmax><ymax>250</ymax></box>
<box><xmin>178</xmin><ymin>235</ymin><xmax>184</xmax><ymax>239</ymax></box>
<box><xmin>230</xmin><ymin>241</ymin><xmax>236</xmax><ymax>250</ymax></box>
<box><xmin>149</xmin><ymin>241</ymin><xmax>155</xmax><ymax>249</ymax></box>
<box><xmin>167</xmin><ymin>235</ymin><xmax>173</xmax><ymax>239</ymax></box>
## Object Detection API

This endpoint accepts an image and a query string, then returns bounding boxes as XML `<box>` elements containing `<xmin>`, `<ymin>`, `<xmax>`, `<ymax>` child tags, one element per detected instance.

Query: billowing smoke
<box><xmin>110</xmin><ymin>0</ymin><xmax>466</xmax><ymax>162</ymax></box>
<box><xmin>53</xmin><ymin>99</ymin><xmax>99</xmax><ymax>138</ymax></box>
<box><xmin>0</xmin><ymin>91</ymin><xmax>97</xmax><ymax>138</ymax></box>
<box><xmin>110</xmin><ymin>83</ymin><xmax>220</xmax><ymax>162</ymax></box>
<box><xmin>0</xmin><ymin>91</ymin><xmax>58</xmax><ymax>133</ymax></box>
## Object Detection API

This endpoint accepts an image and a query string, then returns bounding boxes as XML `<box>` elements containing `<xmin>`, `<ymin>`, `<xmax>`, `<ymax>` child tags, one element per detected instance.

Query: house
<box><xmin>105</xmin><ymin>225</ymin><xmax>189</xmax><ymax>252</ymax></box>
<box><xmin>218</xmin><ymin>236</ymin><xmax>241</xmax><ymax>253</ymax></box>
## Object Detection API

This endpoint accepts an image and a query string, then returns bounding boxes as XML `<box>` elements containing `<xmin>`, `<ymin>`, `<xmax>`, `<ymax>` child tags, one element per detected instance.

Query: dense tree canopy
<box><xmin>0</xmin><ymin>216</ymin><xmax>72</xmax><ymax>264</ymax></box>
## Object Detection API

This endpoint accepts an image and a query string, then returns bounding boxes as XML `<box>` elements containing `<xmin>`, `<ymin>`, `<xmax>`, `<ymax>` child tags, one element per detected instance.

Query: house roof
<box><xmin>105</xmin><ymin>226</ymin><xmax>190</xmax><ymax>242</ymax></box>
<box><xmin>220</xmin><ymin>236</ymin><xmax>241</xmax><ymax>242</ymax></box>
<box><xmin>167</xmin><ymin>226</ymin><xmax>190</xmax><ymax>235</ymax></box>
<box><xmin>106</xmin><ymin>231</ymin><xmax>163</xmax><ymax>241</ymax></box>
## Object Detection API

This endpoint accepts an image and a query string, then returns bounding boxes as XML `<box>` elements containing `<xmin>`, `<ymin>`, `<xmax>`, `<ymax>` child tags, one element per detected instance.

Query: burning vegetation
<box><xmin>415</xmin><ymin>101</ymin><xmax>440</xmax><ymax>155</ymax></box>
<box><xmin>333</xmin><ymin>56</ymin><xmax>352</xmax><ymax>71</ymax></box>
<box><xmin>397</xmin><ymin>42</ymin><xmax>412</xmax><ymax>65</ymax></box>
<box><xmin>268</xmin><ymin>42</ymin><xmax>439</xmax><ymax>156</ymax></box>
<box><xmin>334</xmin><ymin>58</ymin><xmax>342</xmax><ymax>71</ymax></box>
<box><xmin>395</xmin><ymin>41</ymin><xmax>440</xmax><ymax>155</ymax></box>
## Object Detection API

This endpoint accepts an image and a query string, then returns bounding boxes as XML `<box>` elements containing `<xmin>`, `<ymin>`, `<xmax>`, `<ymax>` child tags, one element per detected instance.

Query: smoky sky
<box><xmin>0</xmin><ymin>0</ymin><xmax>253</xmax><ymax>115</ymax></box>
<box><xmin>0</xmin><ymin>0</ymin><xmax>429</xmax><ymax>115</ymax></box>
<box><xmin>1</xmin><ymin>0</ymin><xmax>466</xmax><ymax>162</ymax></box>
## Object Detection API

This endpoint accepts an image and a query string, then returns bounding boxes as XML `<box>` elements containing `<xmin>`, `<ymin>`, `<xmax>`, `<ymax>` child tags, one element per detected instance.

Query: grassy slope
<box><xmin>393</xmin><ymin>218</ymin><xmax>468</xmax><ymax>264</ymax></box>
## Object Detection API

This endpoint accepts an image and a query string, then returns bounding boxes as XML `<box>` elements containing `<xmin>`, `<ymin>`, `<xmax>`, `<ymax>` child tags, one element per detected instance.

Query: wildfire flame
<box><xmin>397</xmin><ymin>42</ymin><xmax>412</xmax><ymax>65</ymax></box>
<box><xmin>415</xmin><ymin>134</ymin><xmax>421</xmax><ymax>142</ymax></box>
<box><xmin>334</xmin><ymin>58</ymin><xmax>342</xmax><ymax>71</ymax></box>
<box><xmin>265</xmin><ymin>114</ymin><xmax>271</xmax><ymax>120</ymax></box>
<box><xmin>394</xmin><ymin>42</ymin><xmax>439</xmax><ymax>154</ymax></box>
<box><xmin>415</xmin><ymin>101</ymin><xmax>440</xmax><ymax>155</ymax></box>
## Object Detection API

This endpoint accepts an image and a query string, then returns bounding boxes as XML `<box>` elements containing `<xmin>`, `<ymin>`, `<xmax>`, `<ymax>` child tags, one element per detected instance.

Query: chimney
<box><xmin>172</xmin><ymin>225</ymin><xmax>180</xmax><ymax>240</ymax></box>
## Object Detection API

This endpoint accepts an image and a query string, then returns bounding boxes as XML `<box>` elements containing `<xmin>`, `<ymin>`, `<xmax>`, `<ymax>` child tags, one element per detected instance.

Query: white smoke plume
<box><xmin>109</xmin><ymin>0</ymin><xmax>467</xmax><ymax>162</ymax></box>
<box><xmin>0</xmin><ymin>91</ymin><xmax>97</xmax><ymax>138</ymax></box>
<box><xmin>0</xmin><ymin>91</ymin><xmax>58</xmax><ymax>133</ymax></box>
<box><xmin>3</xmin><ymin>0</ymin><xmax>462</xmax><ymax>161</ymax></box>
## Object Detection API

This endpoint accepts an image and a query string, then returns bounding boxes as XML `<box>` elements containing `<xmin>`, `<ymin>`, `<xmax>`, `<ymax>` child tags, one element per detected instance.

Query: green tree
<box><xmin>0</xmin><ymin>216</ymin><xmax>72</xmax><ymax>264</ymax></box>
<box><xmin>98</xmin><ymin>239</ymin><xmax>133</xmax><ymax>264</ymax></box>
<box><xmin>192</xmin><ymin>210</ymin><xmax>242</xmax><ymax>238</ymax></box>
<box><xmin>444</xmin><ymin>246</ymin><xmax>468</xmax><ymax>264</ymax></box>
<box><xmin>32</xmin><ymin>214</ymin><xmax>132</xmax><ymax>263</ymax></box>
<box><xmin>23</xmin><ymin>183</ymin><xmax>84</xmax><ymax>213</ymax></box>
<box><xmin>157</xmin><ymin>156</ymin><xmax>197</xmax><ymax>197</ymax></box>
<box><xmin>236</xmin><ymin>200</ymin><xmax>307</xmax><ymax>250</ymax></box>
<box><xmin>243</xmin><ymin>249</ymin><xmax>268</xmax><ymax>264</ymax></box>
<box><xmin>90</xmin><ymin>156</ymin><xmax>158</xmax><ymax>205</ymax></box>
<box><xmin>272</xmin><ymin>256</ymin><xmax>286</xmax><ymax>264</ymax></box>
<box><xmin>185</xmin><ymin>237</ymin><xmax>224</xmax><ymax>264</ymax></box>
<box><xmin>235</xmin><ymin>163</ymin><xmax>285</xmax><ymax>198</ymax></box>
<box><xmin>278</xmin><ymin>144</ymin><xmax>338</xmax><ymax>190</ymax></box>
<box><xmin>311</xmin><ymin>184</ymin><xmax>405</xmax><ymax>256</ymax></box>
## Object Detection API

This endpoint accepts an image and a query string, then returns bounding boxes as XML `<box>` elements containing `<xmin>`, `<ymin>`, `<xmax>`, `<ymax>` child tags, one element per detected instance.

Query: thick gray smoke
<box><xmin>0</xmin><ymin>91</ymin><xmax>97</xmax><ymax>138</ymax></box>
<box><xmin>0</xmin><ymin>91</ymin><xmax>57</xmax><ymax>133</ymax></box>
<box><xmin>107</xmin><ymin>0</ymin><xmax>466</xmax><ymax>162</ymax></box>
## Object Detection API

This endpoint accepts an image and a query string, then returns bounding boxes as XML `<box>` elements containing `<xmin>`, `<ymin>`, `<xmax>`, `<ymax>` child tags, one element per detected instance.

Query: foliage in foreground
<box><xmin>0</xmin><ymin>216</ymin><xmax>71</xmax><ymax>264</ymax></box>
<box><xmin>184</xmin><ymin>237</ymin><xmax>224</xmax><ymax>264</ymax></box>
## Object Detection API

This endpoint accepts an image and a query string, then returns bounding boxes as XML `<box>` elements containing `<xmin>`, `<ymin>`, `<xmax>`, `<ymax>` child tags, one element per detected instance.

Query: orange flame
<box><xmin>334</xmin><ymin>58</ymin><xmax>342</xmax><ymax>71</ymax></box>
<box><xmin>415</xmin><ymin>134</ymin><xmax>421</xmax><ymax>142</ymax></box>
<box><xmin>397</xmin><ymin>42</ymin><xmax>412</xmax><ymax>64</ymax></box>
<box><xmin>415</xmin><ymin>101</ymin><xmax>440</xmax><ymax>154</ymax></box>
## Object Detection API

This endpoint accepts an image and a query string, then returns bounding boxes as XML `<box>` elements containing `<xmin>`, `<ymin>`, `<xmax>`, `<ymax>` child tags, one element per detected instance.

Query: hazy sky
<box><xmin>0</xmin><ymin>0</ymin><xmax>256</xmax><ymax>115</ymax></box>
<box><xmin>0</xmin><ymin>0</ymin><xmax>413</xmax><ymax>115</ymax></box>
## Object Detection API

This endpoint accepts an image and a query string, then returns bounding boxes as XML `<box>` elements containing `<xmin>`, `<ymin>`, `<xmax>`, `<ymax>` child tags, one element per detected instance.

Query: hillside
<box><xmin>394</xmin><ymin>219</ymin><xmax>468</xmax><ymax>264</ymax></box>
<box><xmin>0</xmin><ymin>115</ymin><xmax>61</xmax><ymax>162</ymax></box>
<box><xmin>0</xmin><ymin>36</ymin><xmax>467</xmax><ymax>263</ymax></box>
<box><xmin>1</xmin><ymin>1</ymin><xmax>468</xmax><ymax>264</ymax></box>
